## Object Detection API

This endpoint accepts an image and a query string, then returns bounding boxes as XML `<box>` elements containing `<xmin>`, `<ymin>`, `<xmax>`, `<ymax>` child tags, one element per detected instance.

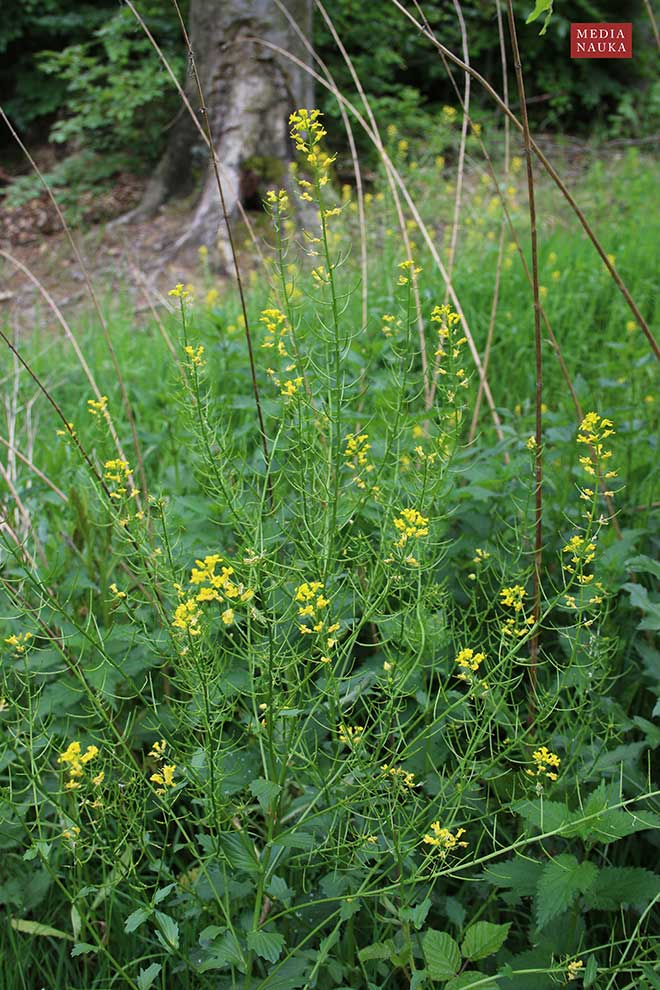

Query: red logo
<box><xmin>571</xmin><ymin>23</ymin><xmax>632</xmax><ymax>58</ymax></box>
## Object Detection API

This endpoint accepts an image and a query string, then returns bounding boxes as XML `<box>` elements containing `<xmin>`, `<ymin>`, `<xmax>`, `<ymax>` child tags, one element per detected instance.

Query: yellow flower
<box><xmin>393</xmin><ymin>508</ymin><xmax>429</xmax><ymax>549</ymax></box>
<box><xmin>500</xmin><ymin>585</ymin><xmax>526</xmax><ymax>612</ymax></box>
<box><xmin>567</xmin><ymin>959</ymin><xmax>584</xmax><ymax>981</ymax></box>
<box><xmin>455</xmin><ymin>648</ymin><xmax>486</xmax><ymax>673</ymax></box>
<box><xmin>109</xmin><ymin>583</ymin><xmax>126</xmax><ymax>599</ymax></box>
<box><xmin>221</xmin><ymin>608</ymin><xmax>235</xmax><ymax>626</ymax></box>
<box><xmin>5</xmin><ymin>631</ymin><xmax>32</xmax><ymax>655</ymax></box>
<box><xmin>168</xmin><ymin>283</ymin><xmax>193</xmax><ymax>301</ymax></box>
<box><xmin>87</xmin><ymin>396</ymin><xmax>108</xmax><ymax>416</ymax></box>
<box><xmin>338</xmin><ymin>724</ymin><xmax>364</xmax><ymax>746</ymax></box>
<box><xmin>531</xmin><ymin>745</ymin><xmax>560</xmax><ymax>781</ymax></box>
<box><xmin>423</xmin><ymin>822</ymin><xmax>468</xmax><ymax>856</ymax></box>
<box><xmin>184</xmin><ymin>344</ymin><xmax>205</xmax><ymax>367</ymax></box>
<box><xmin>149</xmin><ymin>739</ymin><xmax>167</xmax><ymax>758</ymax></box>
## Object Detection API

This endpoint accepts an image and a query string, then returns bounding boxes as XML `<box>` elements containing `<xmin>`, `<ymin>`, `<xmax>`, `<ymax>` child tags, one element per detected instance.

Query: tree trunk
<box><xmin>137</xmin><ymin>0</ymin><xmax>313</xmax><ymax>263</ymax></box>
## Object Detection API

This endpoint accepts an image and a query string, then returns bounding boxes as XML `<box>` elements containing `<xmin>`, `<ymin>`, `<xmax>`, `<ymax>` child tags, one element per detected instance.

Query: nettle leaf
<box><xmin>247</xmin><ymin>929</ymin><xmax>285</xmax><ymax>963</ymax></box>
<box><xmin>525</xmin><ymin>0</ymin><xmax>553</xmax><ymax>35</ymax></box>
<box><xmin>583</xmin><ymin>867</ymin><xmax>659</xmax><ymax>911</ymax></box>
<box><xmin>422</xmin><ymin>929</ymin><xmax>461</xmax><ymax>980</ymax></box>
<box><xmin>250</xmin><ymin>777</ymin><xmax>281</xmax><ymax>813</ymax></box>
<box><xmin>535</xmin><ymin>855</ymin><xmax>598</xmax><ymax>929</ymax></box>
<box><xmin>513</xmin><ymin>799</ymin><xmax>573</xmax><ymax>836</ymax></box>
<box><xmin>446</xmin><ymin>973</ymin><xmax>499</xmax><ymax>990</ymax></box>
<box><xmin>461</xmin><ymin>921</ymin><xmax>510</xmax><ymax>961</ymax></box>
<box><xmin>482</xmin><ymin>857</ymin><xmax>542</xmax><ymax>896</ymax></box>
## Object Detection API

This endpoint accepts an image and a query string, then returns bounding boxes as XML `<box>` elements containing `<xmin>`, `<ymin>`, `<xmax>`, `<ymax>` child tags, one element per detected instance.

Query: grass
<box><xmin>0</xmin><ymin>128</ymin><xmax>658</xmax><ymax>990</ymax></box>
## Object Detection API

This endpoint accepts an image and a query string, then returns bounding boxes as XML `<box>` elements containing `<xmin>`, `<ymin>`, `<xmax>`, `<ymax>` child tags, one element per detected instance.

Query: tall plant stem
<box><xmin>506</xmin><ymin>0</ymin><xmax>542</xmax><ymax>700</ymax></box>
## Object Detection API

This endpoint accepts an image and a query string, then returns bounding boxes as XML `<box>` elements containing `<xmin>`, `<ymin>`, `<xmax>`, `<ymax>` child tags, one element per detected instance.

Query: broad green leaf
<box><xmin>422</xmin><ymin>929</ymin><xmax>461</xmax><ymax>980</ymax></box>
<box><xmin>358</xmin><ymin>939</ymin><xmax>396</xmax><ymax>962</ymax></box>
<box><xmin>250</xmin><ymin>777</ymin><xmax>281</xmax><ymax>813</ymax></box>
<box><xmin>70</xmin><ymin>942</ymin><xmax>97</xmax><ymax>957</ymax></box>
<box><xmin>482</xmin><ymin>857</ymin><xmax>542</xmax><ymax>895</ymax></box>
<box><xmin>154</xmin><ymin>882</ymin><xmax>177</xmax><ymax>905</ymax></box>
<box><xmin>583</xmin><ymin>955</ymin><xmax>598</xmax><ymax>988</ymax></box>
<box><xmin>154</xmin><ymin>910</ymin><xmax>179</xmax><ymax>950</ymax></box>
<box><xmin>247</xmin><ymin>929</ymin><xmax>285</xmax><ymax>963</ymax></box>
<box><xmin>10</xmin><ymin>918</ymin><xmax>74</xmax><ymax>940</ymax></box>
<box><xmin>461</xmin><ymin>921</ymin><xmax>510</xmax><ymax>961</ymax></box>
<box><xmin>525</xmin><ymin>0</ymin><xmax>553</xmax><ymax>35</ymax></box>
<box><xmin>198</xmin><ymin>930</ymin><xmax>244</xmax><ymax>971</ymax></box>
<box><xmin>401</xmin><ymin>897</ymin><xmax>432</xmax><ymax>929</ymax></box>
<box><xmin>513</xmin><ymin>799</ymin><xmax>573</xmax><ymax>836</ymax></box>
<box><xmin>136</xmin><ymin>963</ymin><xmax>162</xmax><ymax>990</ymax></box>
<box><xmin>124</xmin><ymin>906</ymin><xmax>151</xmax><ymax>934</ymax></box>
<box><xmin>583</xmin><ymin>867</ymin><xmax>659</xmax><ymax>911</ymax></box>
<box><xmin>446</xmin><ymin>973</ymin><xmax>499</xmax><ymax>990</ymax></box>
<box><xmin>219</xmin><ymin>831</ymin><xmax>260</xmax><ymax>876</ymax></box>
<box><xmin>535</xmin><ymin>855</ymin><xmax>598</xmax><ymax>928</ymax></box>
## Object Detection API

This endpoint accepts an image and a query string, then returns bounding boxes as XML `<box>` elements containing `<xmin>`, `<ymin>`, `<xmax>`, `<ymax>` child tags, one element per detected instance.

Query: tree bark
<box><xmin>137</xmin><ymin>0</ymin><xmax>313</xmax><ymax>261</ymax></box>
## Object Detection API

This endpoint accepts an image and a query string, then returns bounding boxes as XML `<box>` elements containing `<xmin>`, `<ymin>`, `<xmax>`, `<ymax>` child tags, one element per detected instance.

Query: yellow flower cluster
<box><xmin>338</xmin><ymin>724</ymin><xmax>364</xmax><ymax>746</ymax></box>
<box><xmin>499</xmin><ymin>585</ymin><xmax>534</xmax><ymax>638</ymax></box>
<box><xmin>295</xmin><ymin>581</ymin><xmax>339</xmax><ymax>660</ymax></box>
<box><xmin>260</xmin><ymin>308</ymin><xmax>290</xmax><ymax>356</ymax></box>
<box><xmin>344</xmin><ymin>433</ymin><xmax>376</xmax><ymax>491</ymax></box>
<box><xmin>87</xmin><ymin>395</ymin><xmax>108</xmax><ymax>416</ymax></box>
<box><xmin>382</xmin><ymin>764</ymin><xmax>417</xmax><ymax>789</ymax></box>
<box><xmin>432</xmin><ymin>304</ymin><xmax>468</xmax><ymax>400</ymax></box>
<box><xmin>184</xmin><ymin>344</ymin><xmax>205</xmax><ymax>367</ymax></box>
<box><xmin>442</xmin><ymin>105</ymin><xmax>457</xmax><ymax>121</ymax></box>
<box><xmin>577</xmin><ymin>412</ymin><xmax>617</xmax><ymax>481</ymax></box>
<box><xmin>172</xmin><ymin>554</ymin><xmax>254</xmax><ymax>635</ymax></box>
<box><xmin>567</xmin><ymin>959</ymin><xmax>584</xmax><ymax>982</ymax></box>
<box><xmin>398</xmin><ymin>259</ymin><xmax>422</xmax><ymax>286</ymax></box>
<box><xmin>104</xmin><ymin>458</ymin><xmax>135</xmax><ymax>504</ymax></box>
<box><xmin>528</xmin><ymin>745</ymin><xmax>561</xmax><ymax>782</ymax></box>
<box><xmin>266</xmin><ymin>188</ymin><xmax>290</xmax><ymax>212</ymax></box>
<box><xmin>289</xmin><ymin>108</ymin><xmax>335</xmax><ymax>187</ymax></box>
<box><xmin>149</xmin><ymin>739</ymin><xmax>177</xmax><ymax>795</ymax></box>
<box><xmin>393</xmin><ymin>508</ymin><xmax>429</xmax><ymax>550</ymax></box>
<box><xmin>423</xmin><ymin>822</ymin><xmax>468</xmax><ymax>857</ymax></box>
<box><xmin>380</xmin><ymin>313</ymin><xmax>401</xmax><ymax>338</ymax></box>
<box><xmin>563</xmin><ymin>534</ymin><xmax>597</xmax><ymax>585</ymax></box>
<box><xmin>168</xmin><ymin>283</ymin><xmax>193</xmax><ymax>301</ymax></box>
<box><xmin>58</xmin><ymin>741</ymin><xmax>102</xmax><ymax>791</ymax></box>
<box><xmin>5</xmin><ymin>631</ymin><xmax>32</xmax><ymax>656</ymax></box>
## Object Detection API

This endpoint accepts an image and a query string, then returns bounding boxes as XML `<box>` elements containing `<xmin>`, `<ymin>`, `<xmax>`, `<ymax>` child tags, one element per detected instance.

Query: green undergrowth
<box><xmin>0</xmin><ymin>123</ymin><xmax>658</xmax><ymax>990</ymax></box>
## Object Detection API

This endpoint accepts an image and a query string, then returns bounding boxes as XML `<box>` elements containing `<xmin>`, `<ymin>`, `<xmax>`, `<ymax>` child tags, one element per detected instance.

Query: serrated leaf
<box><xmin>446</xmin><ymin>972</ymin><xmax>499</xmax><ymax>990</ymax></box>
<box><xmin>583</xmin><ymin>867</ymin><xmax>659</xmax><ymax>911</ymax></box>
<box><xmin>513</xmin><ymin>799</ymin><xmax>573</xmax><ymax>836</ymax></box>
<box><xmin>482</xmin><ymin>857</ymin><xmax>542</xmax><ymax>896</ymax></box>
<box><xmin>70</xmin><ymin>942</ymin><xmax>97</xmax><ymax>957</ymax></box>
<box><xmin>10</xmin><ymin>918</ymin><xmax>74</xmax><ymax>940</ymax></box>
<box><xmin>198</xmin><ymin>930</ymin><xmax>245</xmax><ymax>971</ymax></box>
<box><xmin>154</xmin><ymin>882</ymin><xmax>176</xmax><ymax>905</ymax></box>
<box><xmin>250</xmin><ymin>777</ymin><xmax>281</xmax><ymax>813</ymax></box>
<box><xmin>359</xmin><ymin>939</ymin><xmax>396</xmax><ymax>962</ymax></box>
<box><xmin>400</xmin><ymin>897</ymin><xmax>432</xmax><ymax>929</ymax></box>
<box><xmin>535</xmin><ymin>855</ymin><xmax>598</xmax><ymax>928</ymax></box>
<box><xmin>124</xmin><ymin>907</ymin><xmax>151</xmax><ymax>934</ymax></box>
<box><xmin>136</xmin><ymin>963</ymin><xmax>162</xmax><ymax>989</ymax></box>
<box><xmin>154</xmin><ymin>910</ymin><xmax>179</xmax><ymax>950</ymax></box>
<box><xmin>266</xmin><ymin>875</ymin><xmax>294</xmax><ymax>905</ymax></box>
<box><xmin>219</xmin><ymin>832</ymin><xmax>260</xmax><ymax>875</ymax></box>
<box><xmin>247</xmin><ymin>929</ymin><xmax>285</xmax><ymax>963</ymax></box>
<box><xmin>461</xmin><ymin>921</ymin><xmax>510</xmax><ymax>961</ymax></box>
<box><xmin>422</xmin><ymin>929</ymin><xmax>461</xmax><ymax>980</ymax></box>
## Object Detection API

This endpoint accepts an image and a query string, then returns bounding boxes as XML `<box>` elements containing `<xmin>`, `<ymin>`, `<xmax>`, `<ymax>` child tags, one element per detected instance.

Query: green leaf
<box><xmin>446</xmin><ymin>973</ymin><xmax>499</xmax><ymax>990</ymax></box>
<box><xmin>198</xmin><ymin>930</ymin><xmax>245</xmax><ymax>971</ymax></box>
<box><xmin>513</xmin><ymin>799</ymin><xmax>573</xmax><ymax>836</ymax></box>
<box><xmin>250</xmin><ymin>777</ymin><xmax>281</xmax><ymax>813</ymax></box>
<box><xmin>359</xmin><ymin>939</ymin><xmax>396</xmax><ymax>963</ymax></box>
<box><xmin>583</xmin><ymin>955</ymin><xmax>598</xmax><ymax>988</ymax></box>
<box><xmin>422</xmin><ymin>929</ymin><xmax>461</xmax><ymax>980</ymax></box>
<box><xmin>154</xmin><ymin>910</ymin><xmax>179</xmax><ymax>950</ymax></box>
<box><xmin>401</xmin><ymin>897</ymin><xmax>432</xmax><ymax>929</ymax></box>
<box><xmin>10</xmin><ymin>918</ymin><xmax>74</xmax><ymax>940</ymax></box>
<box><xmin>535</xmin><ymin>855</ymin><xmax>598</xmax><ymax>928</ymax></box>
<box><xmin>482</xmin><ymin>857</ymin><xmax>542</xmax><ymax>896</ymax></box>
<box><xmin>124</xmin><ymin>907</ymin><xmax>151</xmax><ymax>934</ymax></box>
<box><xmin>136</xmin><ymin>963</ymin><xmax>162</xmax><ymax>990</ymax></box>
<box><xmin>247</xmin><ymin>929</ymin><xmax>285</xmax><ymax>963</ymax></box>
<box><xmin>461</xmin><ymin>922</ymin><xmax>510</xmax><ymax>961</ymax></box>
<box><xmin>219</xmin><ymin>832</ymin><xmax>260</xmax><ymax>876</ymax></box>
<box><xmin>70</xmin><ymin>942</ymin><xmax>97</xmax><ymax>957</ymax></box>
<box><xmin>583</xmin><ymin>867</ymin><xmax>659</xmax><ymax>911</ymax></box>
<box><xmin>525</xmin><ymin>0</ymin><xmax>553</xmax><ymax>35</ymax></box>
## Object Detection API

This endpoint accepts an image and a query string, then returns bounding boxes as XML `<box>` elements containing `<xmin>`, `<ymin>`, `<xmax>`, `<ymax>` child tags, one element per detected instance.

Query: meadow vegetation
<box><xmin>0</xmin><ymin>25</ymin><xmax>658</xmax><ymax>990</ymax></box>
